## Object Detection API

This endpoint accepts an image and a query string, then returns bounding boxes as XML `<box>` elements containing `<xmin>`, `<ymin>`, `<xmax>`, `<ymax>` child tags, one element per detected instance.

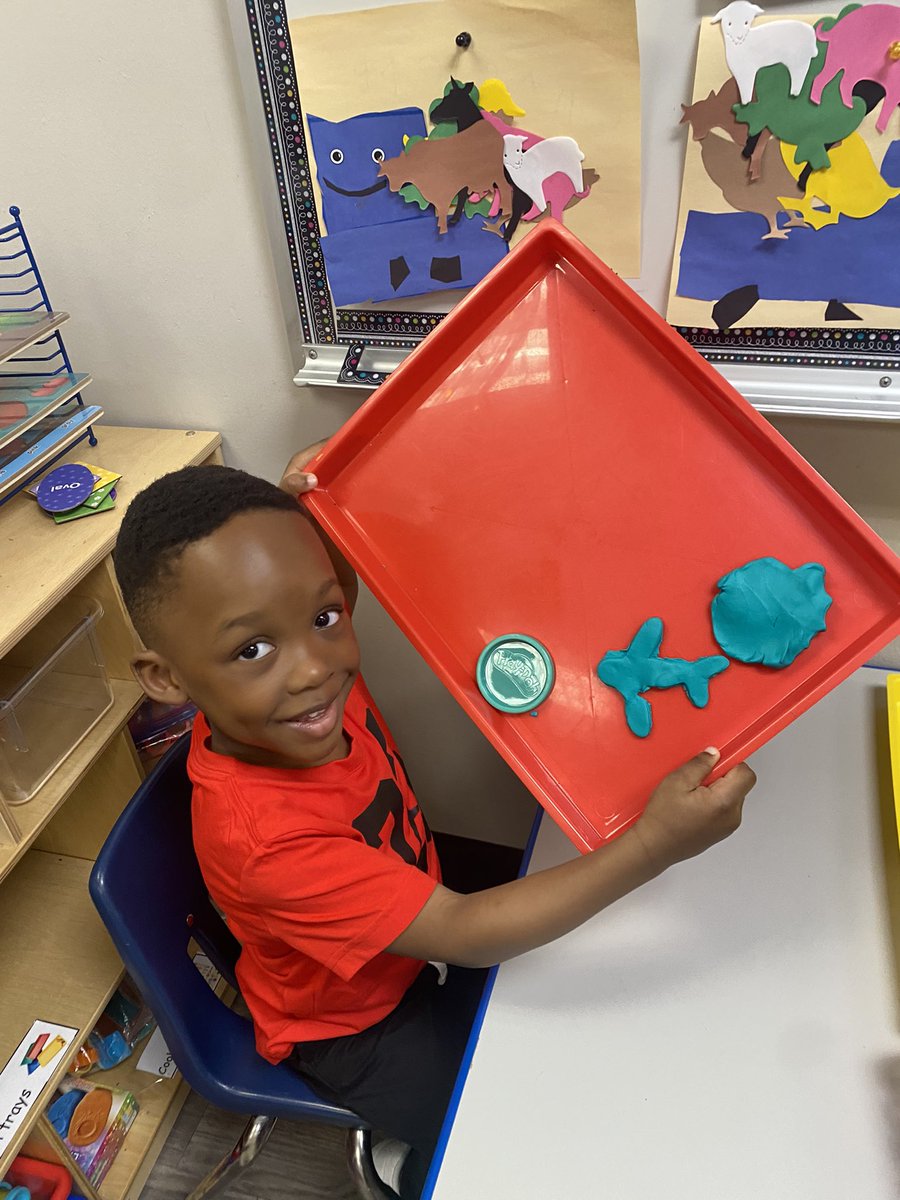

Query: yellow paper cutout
<box><xmin>777</xmin><ymin>132</ymin><xmax>900</xmax><ymax>229</ymax></box>
<box><xmin>478</xmin><ymin>78</ymin><xmax>526</xmax><ymax>118</ymax></box>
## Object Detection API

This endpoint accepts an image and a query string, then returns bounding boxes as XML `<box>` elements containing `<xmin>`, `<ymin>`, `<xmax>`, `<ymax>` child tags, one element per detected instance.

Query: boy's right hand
<box><xmin>279</xmin><ymin>439</ymin><xmax>329</xmax><ymax>498</ymax></box>
<box><xmin>632</xmin><ymin>749</ymin><xmax>756</xmax><ymax>874</ymax></box>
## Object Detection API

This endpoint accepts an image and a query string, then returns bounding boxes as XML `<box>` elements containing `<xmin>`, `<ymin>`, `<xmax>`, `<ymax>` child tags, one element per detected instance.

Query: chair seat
<box><xmin>174</xmin><ymin>999</ymin><xmax>361</xmax><ymax>1125</ymax></box>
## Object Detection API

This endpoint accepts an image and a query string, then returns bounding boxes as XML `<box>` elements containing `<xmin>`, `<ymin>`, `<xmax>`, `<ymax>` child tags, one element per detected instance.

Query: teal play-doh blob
<box><xmin>597</xmin><ymin>617</ymin><xmax>729</xmax><ymax>738</ymax></box>
<box><xmin>711</xmin><ymin>557</ymin><xmax>832</xmax><ymax>669</ymax></box>
<box><xmin>476</xmin><ymin>635</ymin><xmax>555</xmax><ymax>714</ymax></box>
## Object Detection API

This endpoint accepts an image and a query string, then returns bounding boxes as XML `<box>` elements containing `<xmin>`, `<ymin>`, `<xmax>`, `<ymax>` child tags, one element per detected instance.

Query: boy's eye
<box><xmin>237</xmin><ymin>640</ymin><xmax>275</xmax><ymax>661</ymax></box>
<box><xmin>314</xmin><ymin>608</ymin><xmax>342</xmax><ymax>630</ymax></box>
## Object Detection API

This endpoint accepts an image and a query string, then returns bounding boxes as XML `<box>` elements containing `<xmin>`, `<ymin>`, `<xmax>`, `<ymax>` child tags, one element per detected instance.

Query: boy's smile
<box><xmin>143</xmin><ymin>508</ymin><xmax>360</xmax><ymax>769</ymax></box>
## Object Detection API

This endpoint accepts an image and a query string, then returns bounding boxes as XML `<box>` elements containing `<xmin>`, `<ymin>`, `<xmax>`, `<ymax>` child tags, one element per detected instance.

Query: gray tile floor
<box><xmin>140</xmin><ymin>1091</ymin><xmax>358</xmax><ymax>1200</ymax></box>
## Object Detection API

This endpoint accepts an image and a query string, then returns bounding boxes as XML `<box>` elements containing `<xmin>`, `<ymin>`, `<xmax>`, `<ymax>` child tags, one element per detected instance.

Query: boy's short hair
<box><xmin>115</xmin><ymin>464</ymin><xmax>298</xmax><ymax>641</ymax></box>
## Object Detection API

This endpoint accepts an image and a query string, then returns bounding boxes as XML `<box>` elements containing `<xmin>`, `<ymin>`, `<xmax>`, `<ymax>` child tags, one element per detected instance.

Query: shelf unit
<box><xmin>0</xmin><ymin>425</ymin><xmax>222</xmax><ymax>1195</ymax></box>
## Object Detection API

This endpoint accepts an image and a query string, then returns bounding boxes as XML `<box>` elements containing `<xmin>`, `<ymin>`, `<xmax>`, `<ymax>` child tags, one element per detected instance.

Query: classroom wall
<box><xmin>5</xmin><ymin>1</ymin><xmax>900</xmax><ymax>851</ymax></box>
<box><xmin>2</xmin><ymin>0</ymin><xmax>536</xmax><ymax>846</ymax></box>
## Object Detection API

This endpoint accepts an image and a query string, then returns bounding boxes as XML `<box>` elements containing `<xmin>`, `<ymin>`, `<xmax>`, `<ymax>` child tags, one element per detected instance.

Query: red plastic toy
<box><xmin>3</xmin><ymin>1155</ymin><xmax>71</xmax><ymax>1200</ymax></box>
<box><xmin>304</xmin><ymin>220</ymin><xmax>900</xmax><ymax>850</ymax></box>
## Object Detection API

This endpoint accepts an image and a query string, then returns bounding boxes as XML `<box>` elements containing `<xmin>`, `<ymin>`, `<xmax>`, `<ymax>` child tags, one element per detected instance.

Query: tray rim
<box><xmin>304</xmin><ymin>219</ymin><xmax>900</xmax><ymax>849</ymax></box>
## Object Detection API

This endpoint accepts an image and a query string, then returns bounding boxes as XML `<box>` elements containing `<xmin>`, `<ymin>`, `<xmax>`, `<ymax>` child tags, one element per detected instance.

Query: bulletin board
<box><xmin>229</xmin><ymin>0</ymin><xmax>900</xmax><ymax>387</ymax></box>
<box><xmin>230</xmin><ymin>0</ymin><xmax>641</xmax><ymax>382</ymax></box>
<box><xmin>669</xmin><ymin>8</ymin><xmax>900</xmax><ymax>359</ymax></box>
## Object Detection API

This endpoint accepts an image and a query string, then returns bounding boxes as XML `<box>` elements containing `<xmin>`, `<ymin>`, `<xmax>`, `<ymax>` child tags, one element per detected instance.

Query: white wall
<box><xmin>2</xmin><ymin>0</ymin><xmax>536</xmax><ymax>845</ymax></box>
<box><xmin>5</xmin><ymin>1</ymin><xmax>900</xmax><ymax>849</ymax></box>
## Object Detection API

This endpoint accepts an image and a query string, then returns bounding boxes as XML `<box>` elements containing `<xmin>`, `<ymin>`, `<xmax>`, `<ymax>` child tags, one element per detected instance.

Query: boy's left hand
<box><xmin>279</xmin><ymin>439</ymin><xmax>328</xmax><ymax>497</ymax></box>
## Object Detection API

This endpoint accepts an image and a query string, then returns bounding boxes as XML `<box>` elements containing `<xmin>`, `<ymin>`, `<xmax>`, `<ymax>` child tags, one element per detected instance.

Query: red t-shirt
<box><xmin>188</xmin><ymin>676</ymin><xmax>440</xmax><ymax>1063</ymax></box>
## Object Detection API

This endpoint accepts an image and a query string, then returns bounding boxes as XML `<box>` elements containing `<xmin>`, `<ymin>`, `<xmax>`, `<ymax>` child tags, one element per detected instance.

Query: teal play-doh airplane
<box><xmin>597</xmin><ymin>617</ymin><xmax>729</xmax><ymax>738</ymax></box>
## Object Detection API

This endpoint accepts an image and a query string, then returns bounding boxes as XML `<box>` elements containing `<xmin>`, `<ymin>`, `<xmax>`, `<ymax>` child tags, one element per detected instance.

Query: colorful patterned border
<box><xmin>677</xmin><ymin>325</ymin><xmax>900</xmax><ymax>369</ymax></box>
<box><xmin>244</xmin><ymin>0</ymin><xmax>447</xmax><ymax>348</ymax></box>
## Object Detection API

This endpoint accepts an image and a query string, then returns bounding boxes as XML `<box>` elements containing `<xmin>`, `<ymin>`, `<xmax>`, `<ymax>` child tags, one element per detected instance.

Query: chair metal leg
<box><xmin>185</xmin><ymin>1113</ymin><xmax>276</xmax><ymax>1200</ymax></box>
<box><xmin>347</xmin><ymin>1127</ymin><xmax>401</xmax><ymax>1200</ymax></box>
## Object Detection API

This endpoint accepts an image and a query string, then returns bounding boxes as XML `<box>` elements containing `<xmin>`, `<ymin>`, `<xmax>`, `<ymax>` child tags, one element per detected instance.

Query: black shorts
<box><xmin>288</xmin><ymin>961</ymin><xmax>488</xmax><ymax>1198</ymax></box>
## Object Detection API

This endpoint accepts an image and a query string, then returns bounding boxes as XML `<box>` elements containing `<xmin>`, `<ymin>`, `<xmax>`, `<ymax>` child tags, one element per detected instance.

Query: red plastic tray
<box><xmin>304</xmin><ymin>221</ymin><xmax>900</xmax><ymax>851</ymax></box>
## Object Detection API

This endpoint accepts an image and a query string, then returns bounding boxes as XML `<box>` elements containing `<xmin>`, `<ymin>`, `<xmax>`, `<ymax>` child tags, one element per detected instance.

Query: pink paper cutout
<box><xmin>811</xmin><ymin>4</ymin><xmax>900</xmax><ymax>133</ymax></box>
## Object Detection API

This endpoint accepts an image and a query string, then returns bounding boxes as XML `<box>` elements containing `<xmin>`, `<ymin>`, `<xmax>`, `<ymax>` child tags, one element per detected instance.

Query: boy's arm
<box><xmin>387</xmin><ymin>749</ymin><xmax>755</xmax><ymax>969</ymax></box>
<box><xmin>279</xmin><ymin>440</ymin><xmax>359</xmax><ymax>614</ymax></box>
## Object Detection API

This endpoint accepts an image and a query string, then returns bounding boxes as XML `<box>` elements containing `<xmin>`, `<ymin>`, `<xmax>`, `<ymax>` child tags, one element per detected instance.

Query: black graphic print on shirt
<box><xmin>352</xmin><ymin>708</ymin><xmax>432</xmax><ymax>871</ymax></box>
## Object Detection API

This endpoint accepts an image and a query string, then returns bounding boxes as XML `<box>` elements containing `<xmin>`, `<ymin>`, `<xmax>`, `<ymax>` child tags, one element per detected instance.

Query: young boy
<box><xmin>114</xmin><ymin>458</ymin><xmax>755</xmax><ymax>1199</ymax></box>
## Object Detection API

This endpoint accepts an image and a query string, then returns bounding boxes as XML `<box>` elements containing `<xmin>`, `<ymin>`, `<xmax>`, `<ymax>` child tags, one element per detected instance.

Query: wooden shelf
<box><xmin>0</xmin><ymin>425</ymin><xmax>222</xmax><ymax>659</ymax></box>
<box><xmin>0</xmin><ymin>678</ymin><xmax>144</xmax><ymax>883</ymax></box>
<box><xmin>0</xmin><ymin>312</ymin><xmax>69</xmax><ymax>369</ymax></box>
<box><xmin>0</xmin><ymin>850</ymin><xmax>124</xmax><ymax>1176</ymax></box>
<box><xmin>0</xmin><ymin>423</ymin><xmax>223</xmax><ymax>1191</ymax></box>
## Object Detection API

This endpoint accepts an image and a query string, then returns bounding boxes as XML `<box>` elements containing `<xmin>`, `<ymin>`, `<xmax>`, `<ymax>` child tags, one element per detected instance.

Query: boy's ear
<box><xmin>131</xmin><ymin>651</ymin><xmax>191</xmax><ymax>707</ymax></box>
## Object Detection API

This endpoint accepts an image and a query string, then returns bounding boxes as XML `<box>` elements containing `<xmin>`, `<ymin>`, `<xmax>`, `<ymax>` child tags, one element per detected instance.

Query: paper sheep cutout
<box><xmin>502</xmin><ymin>134</ymin><xmax>585</xmax><ymax>214</ymax></box>
<box><xmin>712</xmin><ymin>2</ymin><xmax>818</xmax><ymax>105</ymax></box>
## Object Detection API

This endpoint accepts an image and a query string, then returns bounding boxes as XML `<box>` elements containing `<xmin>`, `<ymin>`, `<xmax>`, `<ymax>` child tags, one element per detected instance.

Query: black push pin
<box><xmin>455</xmin><ymin>31</ymin><xmax>472</xmax><ymax>48</ymax></box>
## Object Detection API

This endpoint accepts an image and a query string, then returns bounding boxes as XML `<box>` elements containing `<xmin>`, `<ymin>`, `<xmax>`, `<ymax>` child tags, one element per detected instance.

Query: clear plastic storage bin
<box><xmin>0</xmin><ymin>600</ymin><xmax>113</xmax><ymax>804</ymax></box>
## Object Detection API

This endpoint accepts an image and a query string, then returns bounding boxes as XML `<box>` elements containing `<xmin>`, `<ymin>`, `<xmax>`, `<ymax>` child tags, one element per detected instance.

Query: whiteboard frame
<box><xmin>227</xmin><ymin>0</ymin><xmax>450</xmax><ymax>385</ymax></box>
<box><xmin>228</xmin><ymin>0</ymin><xmax>900</xmax><ymax>405</ymax></box>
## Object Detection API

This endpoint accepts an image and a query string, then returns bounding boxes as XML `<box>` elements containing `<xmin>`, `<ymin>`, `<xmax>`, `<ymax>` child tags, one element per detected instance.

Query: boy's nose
<box><xmin>286</xmin><ymin>647</ymin><xmax>330</xmax><ymax>693</ymax></box>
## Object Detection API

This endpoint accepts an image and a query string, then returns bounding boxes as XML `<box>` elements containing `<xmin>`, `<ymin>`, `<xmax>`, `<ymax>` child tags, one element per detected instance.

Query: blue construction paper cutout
<box><xmin>711</xmin><ymin>557</ymin><xmax>832</xmax><ymax>668</ymax></box>
<box><xmin>321</xmin><ymin>216</ymin><xmax>508</xmax><ymax>307</ymax></box>
<box><xmin>597</xmin><ymin>617</ymin><xmax>729</xmax><ymax>738</ymax></box>
<box><xmin>677</xmin><ymin>140</ymin><xmax>900</xmax><ymax>308</ymax></box>
<box><xmin>308</xmin><ymin>109</ymin><xmax>427</xmax><ymax>234</ymax></box>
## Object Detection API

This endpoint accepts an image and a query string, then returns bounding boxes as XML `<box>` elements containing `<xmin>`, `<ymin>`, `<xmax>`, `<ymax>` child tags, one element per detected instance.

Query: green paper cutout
<box><xmin>732</xmin><ymin>6</ymin><xmax>866</xmax><ymax>171</ymax></box>
<box><xmin>597</xmin><ymin>617</ymin><xmax>729</xmax><ymax>739</ymax></box>
<box><xmin>711</xmin><ymin>557</ymin><xmax>832</xmax><ymax>669</ymax></box>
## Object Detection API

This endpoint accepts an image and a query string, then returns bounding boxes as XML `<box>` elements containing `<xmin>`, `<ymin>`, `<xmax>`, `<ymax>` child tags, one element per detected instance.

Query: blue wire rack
<box><xmin>0</xmin><ymin>205</ymin><xmax>98</xmax><ymax>507</ymax></box>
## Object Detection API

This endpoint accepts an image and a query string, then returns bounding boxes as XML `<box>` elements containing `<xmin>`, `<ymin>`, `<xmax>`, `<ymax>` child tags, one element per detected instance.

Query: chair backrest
<box><xmin>90</xmin><ymin>736</ymin><xmax>359</xmax><ymax>1123</ymax></box>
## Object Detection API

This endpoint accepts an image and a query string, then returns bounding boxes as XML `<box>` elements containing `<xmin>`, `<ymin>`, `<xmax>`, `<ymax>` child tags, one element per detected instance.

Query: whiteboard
<box><xmin>227</xmin><ymin>0</ymin><xmax>900</xmax><ymax>414</ymax></box>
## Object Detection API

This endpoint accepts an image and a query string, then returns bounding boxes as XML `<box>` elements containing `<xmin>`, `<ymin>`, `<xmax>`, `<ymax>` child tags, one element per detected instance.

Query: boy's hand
<box><xmin>279</xmin><ymin>439</ymin><xmax>329</xmax><ymax>497</ymax></box>
<box><xmin>632</xmin><ymin>749</ymin><xmax>756</xmax><ymax>873</ymax></box>
<box><xmin>390</xmin><ymin>748</ymin><xmax>756</xmax><ymax>970</ymax></box>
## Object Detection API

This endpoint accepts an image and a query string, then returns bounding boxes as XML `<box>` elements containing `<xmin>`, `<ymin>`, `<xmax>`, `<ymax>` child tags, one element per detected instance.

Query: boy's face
<box><xmin>138</xmin><ymin>508</ymin><xmax>360</xmax><ymax>769</ymax></box>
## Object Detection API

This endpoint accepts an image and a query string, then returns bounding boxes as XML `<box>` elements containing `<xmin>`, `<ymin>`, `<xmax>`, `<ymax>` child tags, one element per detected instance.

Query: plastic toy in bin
<box><xmin>48</xmin><ymin>1081</ymin><xmax>138</xmax><ymax>1186</ymax></box>
<box><xmin>301</xmin><ymin>219</ymin><xmax>900</xmax><ymax>851</ymax></box>
<box><xmin>1</xmin><ymin>1156</ymin><xmax>71</xmax><ymax>1200</ymax></box>
<box><xmin>70</xmin><ymin>980</ymin><xmax>155</xmax><ymax>1077</ymax></box>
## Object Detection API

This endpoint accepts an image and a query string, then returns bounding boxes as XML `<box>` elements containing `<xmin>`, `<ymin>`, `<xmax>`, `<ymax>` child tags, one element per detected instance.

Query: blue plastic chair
<box><xmin>89</xmin><ymin>736</ymin><xmax>395</xmax><ymax>1200</ymax></box>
